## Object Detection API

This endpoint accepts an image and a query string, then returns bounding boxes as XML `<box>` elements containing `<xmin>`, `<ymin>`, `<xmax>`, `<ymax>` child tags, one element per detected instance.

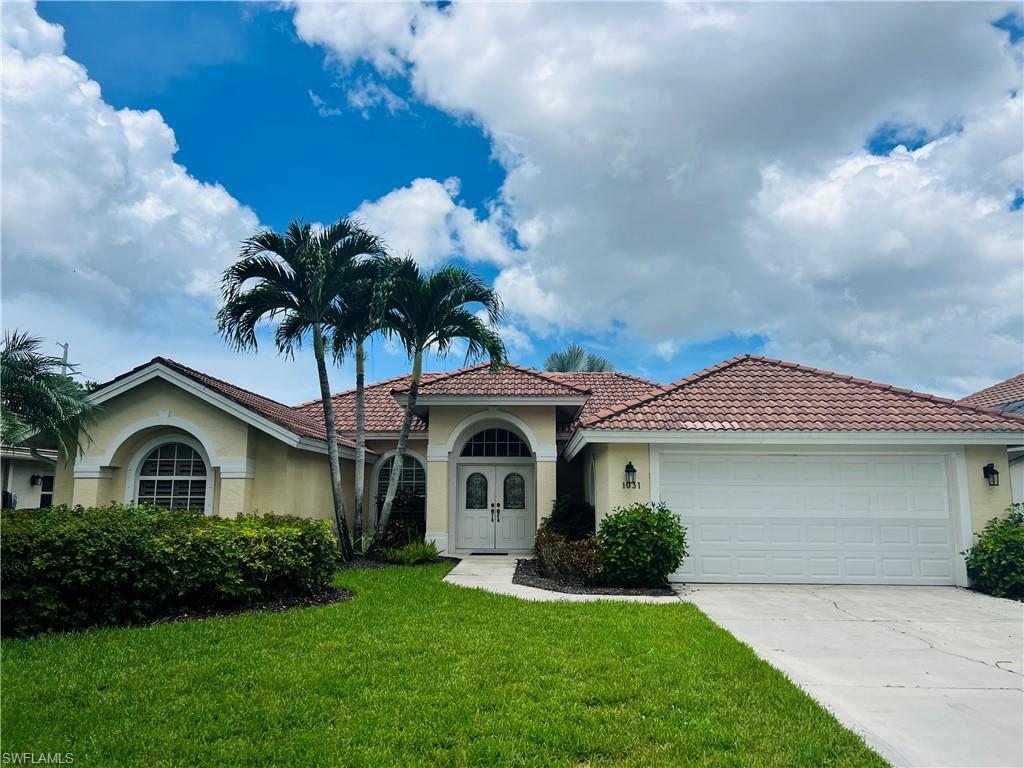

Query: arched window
<box><xmin>503</xmin><ymin>472</ymin><xmax>526</xmax><ymax>509</ymax></box>
<box><xmin>466</xmin><ymin>472</ymin><xmax>488</xmax><ymax>509</ymax></box>
<box><xmin>375</xmin><ymin>455</ymin><xmax>426</xmax><ymax>498</ymax></box>
<box><xmin>136</xmin><ymin>441</ymin><xmax>208</xmax><ymax>510</ymax></box>
<box><xmin>460</xmin><ymin>428</ymin><xmax>530</xmax><ymax>458</ymax></box>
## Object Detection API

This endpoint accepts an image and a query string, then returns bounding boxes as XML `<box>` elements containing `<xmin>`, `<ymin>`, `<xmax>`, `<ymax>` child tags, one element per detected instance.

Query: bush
<box><xmin>544</xmin><ymin>494</ymin><xmax>595</xmax><ymax>539</ymax></box>
<box><xmin>381</xmin><ymin>540</ymin><xmax>440</xmax><ymax>565</ymax></box>
<box><xmin>534</xmin><ymin>527</ymin><xmax>604</xmax><ymax>583</ymax></box>
<box><xmin>0</xmin><ymin>504</ymin><xmax>338</xmax><ymax>637</ymax></box>
<box><xmin>380</xmin><ymin>517</ymin><xmax>426</xmax><ymax>549</ymax></box>
<box><xmin>597</xmin><ymin>502</ymin><xmax>687</xmax><ymax>587</ymax></box>
<box><xmin>963</xmin><ymin>504</ymin><xmax>1024</xmax><ymax>599</ymax></box>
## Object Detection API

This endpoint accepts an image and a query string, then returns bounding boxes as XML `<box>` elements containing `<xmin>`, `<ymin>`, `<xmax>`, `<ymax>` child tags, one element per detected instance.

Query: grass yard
<box><xmin>1</xmin><ymin>563</ymin><xmax>885</xmax><ymax>767</ymax></box>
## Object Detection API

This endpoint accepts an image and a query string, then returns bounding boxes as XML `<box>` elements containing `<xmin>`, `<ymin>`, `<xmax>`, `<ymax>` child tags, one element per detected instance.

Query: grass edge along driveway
<box><xmin>1</xmin><ymin>563</ymin><xmax>886</xmax><ymax>767</ymax></box>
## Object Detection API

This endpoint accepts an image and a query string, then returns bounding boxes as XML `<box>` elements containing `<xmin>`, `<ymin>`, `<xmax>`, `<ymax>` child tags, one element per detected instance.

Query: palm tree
<box><xmin>369</xmin><ymin>257</ymin><xmax>506</xmax><ymax>555</ymax></box>
<box><xmin>325</xmin><ymin>264</ymin><xmax>387</xmax><ymax>550</ymax></box>
<box><xmin>217</xmin><ymin>218</ymin><xmax>386</xmax><ymax>560</ymax></box>
<box><xmin>544</xmin><ymin>342</ymin><xmax>614</xmax><ymax>372</ymax></box>
<box><xmin>0</xmin><ymin>330</ymin><xmax>95</xmax><ymax>465</ymax></box>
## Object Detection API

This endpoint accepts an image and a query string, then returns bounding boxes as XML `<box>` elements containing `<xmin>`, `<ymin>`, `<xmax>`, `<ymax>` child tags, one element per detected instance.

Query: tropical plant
<box><xmin>0</xmin><ymin>330</ymin><xmax>94</xmax><ymax>464</ymax></box>
<box><xmin>217</xmin><ymin>218</ymin><xmax>386</xmax><ymax>560</ymax></box>
<box><xmin>543</xmin><ymin>342</ymin><xmax>614</xmax><ymax>372</ymax></box>
<box><xmin>326</xmin><ymin>266</ymin><xmax>388</xmax><ymax>549</ymax></box>
<box><xmin>962</xmin><ymin>504</ymin><xmax>1024</xmax><ymax>599</ymax></box>
<box><xmin>597</xmin><ymin>501</ymin><xmax>687</xmax><ymax>587</ymax></box>
<box><xmin>369</xmin><ymin>257</ymin><xmax>506</xmax><ymax>555</ymax></box>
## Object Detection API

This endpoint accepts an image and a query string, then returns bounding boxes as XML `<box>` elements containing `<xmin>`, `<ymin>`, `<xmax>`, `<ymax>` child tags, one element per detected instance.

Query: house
<box><xmin>959</xmin><ymin>373</ymin><xmax>1024</xmax><ymax>504</ymax></box>
<box><xmin>1</xmin><ymin>445</ymin><xmax>57</xmax><ymax>509</ymax></box>
<box><xmin>52</xmin><ymin>354</ymin><xmax>1024</xmax><ymax>586</ymax></box>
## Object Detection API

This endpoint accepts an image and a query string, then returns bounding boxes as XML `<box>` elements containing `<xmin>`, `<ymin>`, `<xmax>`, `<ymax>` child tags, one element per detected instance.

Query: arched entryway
<box><xmin>452</xmin><ymin>426</ymin><xmax>535</xmax><ymax>551</ymax></box>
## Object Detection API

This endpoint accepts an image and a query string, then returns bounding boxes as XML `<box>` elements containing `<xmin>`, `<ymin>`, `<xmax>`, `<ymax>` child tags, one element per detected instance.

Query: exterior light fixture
<box><xmin>983</xmin><ymin>463</ymin><xmax>1000</xmax><ymax>487</ymax></box>
<box><xmin>30</xmin><ymin>475</ymin><xmax>42</xmax><ymax>487</ymax></box>
<box><xmin>623</xmin><ymin>461</ymin><xmax>638</xmax><ymax>489</ymax></box>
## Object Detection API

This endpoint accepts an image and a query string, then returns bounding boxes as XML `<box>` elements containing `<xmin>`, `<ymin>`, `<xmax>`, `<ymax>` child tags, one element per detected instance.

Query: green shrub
<box><xmin>597</xmin><ymin>502</ymin><xmax>687</xmax><ymax>587</ymax></box>
<box><xmin>544</xmin><ymin>494</ymin><xmax>595</xmax><ymax>539</ymax></box>
<box><xmin>534</xmin><ymin>527</ymin><xmax>604</xmax><ymax>582</ymax></box>
<box><xmin>380</xmin><ymin>540</ymin><xmax>440</xmax><ymax>566</ymax></box>
<box><xmin>0</xmin><ymin>504</ymin><xmax>338</xmax><ymax>637</ymax></box>
<box><xmin>963</xmin><ymin>504</ymin><xmax>1024</xmax><ymax>599</ymax></box>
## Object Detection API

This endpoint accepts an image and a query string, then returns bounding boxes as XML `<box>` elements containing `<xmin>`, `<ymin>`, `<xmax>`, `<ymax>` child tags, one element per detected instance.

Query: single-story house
<box><xmin>52</xmin><ymin>354</ymin><xmax>1024</xmax><ymax>586</ymax></box>
<box><xmin>1</xmin><ymin>445</ymin><xmax>57</xmax><ymax>509</ymax></box>
<box><xmin>959</xmin><ymin>372</ymin><xmax>1024</xmax><ymax>504</ymax></box>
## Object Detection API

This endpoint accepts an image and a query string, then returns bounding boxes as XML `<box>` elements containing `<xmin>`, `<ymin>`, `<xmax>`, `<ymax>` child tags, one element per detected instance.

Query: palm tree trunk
<box><xmin>352</xmin><ymin>338</ymin><xmax>366</xmax><ymax>551</ymax></box>
<box><xmin>314</xmin><ymin>323</ymin><xmax>353</xmax><ymax>561</ymax></box>
<box><xmin>369</xmin><ymin>348</ymin><xmax>422</xmax><ymax>555</ymax></box>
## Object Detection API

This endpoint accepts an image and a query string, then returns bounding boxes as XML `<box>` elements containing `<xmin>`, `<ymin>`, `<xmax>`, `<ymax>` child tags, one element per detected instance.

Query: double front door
<box><xmin>456</xmin><ymin>464</ymin><xmax>534</xmax><ymax>551</ymax></box>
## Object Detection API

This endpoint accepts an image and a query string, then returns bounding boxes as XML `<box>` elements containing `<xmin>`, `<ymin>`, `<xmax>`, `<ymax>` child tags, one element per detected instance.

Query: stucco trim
<box><xmin>565</xmin><ymin>428</ymin><xmax>1024</xmax><ymax>460</ymax></box>
<box><xmin>397</xmin><ymin>395</ymin><xmax>588</xmax><ymax>407</ymax></box>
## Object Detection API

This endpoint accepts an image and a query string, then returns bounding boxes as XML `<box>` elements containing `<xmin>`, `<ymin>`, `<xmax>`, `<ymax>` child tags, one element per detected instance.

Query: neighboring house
<box><xmin>53</xmin><ymin>354</ymin><xmax>1024</xmax><ymax>587</ymax></box>
<box><xmin>1</xmin><ymin>445</ymin><xmax>57</xmax><ymax>509</ymax></box>
<box><xmin>959</xmin><ymin>373</ymin><xmax>1024</xmax><ymax>505</ymax></box>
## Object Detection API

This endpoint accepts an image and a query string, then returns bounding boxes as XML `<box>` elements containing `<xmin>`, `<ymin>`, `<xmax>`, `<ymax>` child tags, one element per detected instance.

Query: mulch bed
<box><xmin>513</xmin><ymin>558</ymin><xmax>676</xmax><ymax>597</ymax></box>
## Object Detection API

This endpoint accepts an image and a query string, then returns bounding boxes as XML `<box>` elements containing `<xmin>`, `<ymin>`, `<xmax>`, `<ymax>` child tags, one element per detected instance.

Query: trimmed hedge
<box><xmin>1</xmin><ymin>504</ymin><xmax>338</xmax><ymax>637</ymax></box>
<box><xmin>963</xmin><ymin>504</ymin><xmax>1024</xmax><ymax>599</ymax></box>
<box><xmin>597</xmin><ymin>502</ymin><xmax>687</xmax><ymax>587</ymax></box>
<box><xmin>534</xmin><ymin>527</ymin><xmax>604</xmax><ymax>583</ymax></box>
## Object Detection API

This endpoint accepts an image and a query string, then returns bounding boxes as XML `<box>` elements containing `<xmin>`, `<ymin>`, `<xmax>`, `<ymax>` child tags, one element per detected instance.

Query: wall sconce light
<box><xmin>983</xmin><ymin>463</ymin><xmax>1000</xmax><ymax>487</ymax></box>
<box><xmin>30</xmin><ymin>475</ymin><xmax>43</xmax><ymax>487</ymax></box>
<box><xmin>623</xmin><ymin>461</ymin><xmax>638</xmax><ymax>489</ymax></box>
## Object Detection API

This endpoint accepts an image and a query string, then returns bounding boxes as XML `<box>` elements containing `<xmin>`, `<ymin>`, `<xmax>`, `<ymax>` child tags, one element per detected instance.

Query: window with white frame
<box><xmin>136</xmin><ymin>442</ymin><xmax>208</xmax><ymax>510</ymax></box>
<box><xmin>460</xmin><ymin>428</ymin><xmax>531</xmax><ymax>457</ymax></box>
<box><xmin>375</xmin><ymin>455</ymin><xmax>426</xmax><ymax>498</ymax></box>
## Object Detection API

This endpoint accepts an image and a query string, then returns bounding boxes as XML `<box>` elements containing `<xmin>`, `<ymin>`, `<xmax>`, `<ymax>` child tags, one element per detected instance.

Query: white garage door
<box><xmin>659</xmin><ymin>451</ymin><xmax>956</xmax><ymax>585</ymax></box>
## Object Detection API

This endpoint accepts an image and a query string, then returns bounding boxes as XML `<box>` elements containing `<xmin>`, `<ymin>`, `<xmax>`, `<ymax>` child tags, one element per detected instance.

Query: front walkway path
<box><xmin>444</xmin><ymin>554</ymin><xmax>681</xmax><ymax>604</ymax></box>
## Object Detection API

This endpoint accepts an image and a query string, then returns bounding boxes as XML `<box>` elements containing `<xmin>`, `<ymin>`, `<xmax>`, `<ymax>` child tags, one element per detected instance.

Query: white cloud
<box><xmin>655</xmin><ymin>340</ymin><xmax>678</xmax><ymax>362</ymax></box>
<box><xmin>352</xmin><ymin>177</ymin><xmax>515</xmax><ymax>267</ymax></box>
<box><xmin>345</xmin><ymin>78</ymin><xmax>407</xmax><ymax>119</ymax></box>
<box><xmin>293</xmin><ymin>1</ymin><xmax>1023</xmax><ymax>395</ymax></box>
<box><xmin>0</xmin><ymin>4</ymin><xmax>317</xmax><ymax>397</ymax></box>
<box><xmin>308</xmin><ymin>89</ymin><xmax>341</xmax><ymax>118</ymax></box>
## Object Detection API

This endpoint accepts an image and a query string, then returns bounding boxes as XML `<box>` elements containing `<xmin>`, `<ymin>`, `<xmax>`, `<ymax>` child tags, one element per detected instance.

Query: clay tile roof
<box><xmin>579</xmin><ymin>355</ymin><xmax>1024</xmax><ymax>432</ymax></box>
<box><xmin>958</xmin><ymin>373</ymin><xmax>1024</xmax><ymax>413</ymax></box>
<box><xmin>392</xmin><ymin>362</ymin><xmax>592</xmax><ymax>399</ymax></box>
<box><xmin>295</xmin><ymin>374</ymin><xmax>428</xmax><ymax>434</ymax></box>
<box><xmin>547</xmin><ymin>371</ymin><xmax>667</xmax><ymax>424</ymax></box>
<box><xmin>94</xmin><ymin>357</ymin><xmax>358</xmax><ymax>449</ymax></box>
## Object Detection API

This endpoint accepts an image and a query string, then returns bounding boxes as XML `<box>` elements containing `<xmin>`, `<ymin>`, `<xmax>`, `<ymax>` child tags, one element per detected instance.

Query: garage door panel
<box><xmin>663</xmin><ymin>451</ymin><xmax>956</xmax><ymax>585</ymax></box>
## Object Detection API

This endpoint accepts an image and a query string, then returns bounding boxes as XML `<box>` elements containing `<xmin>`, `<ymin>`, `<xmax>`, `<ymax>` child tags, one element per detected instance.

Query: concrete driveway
<box><xmin>685</xmin><ymin>585</ymin><xmax>1023</xmax><ymax>768</ymax></box>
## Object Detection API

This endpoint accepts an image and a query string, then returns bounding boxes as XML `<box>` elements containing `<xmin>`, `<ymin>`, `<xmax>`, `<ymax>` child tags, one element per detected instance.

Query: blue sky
<box><xmin>4</xmin><ymin>2</ymin><xmax>1021</xmax><ymax>402</ymax></box>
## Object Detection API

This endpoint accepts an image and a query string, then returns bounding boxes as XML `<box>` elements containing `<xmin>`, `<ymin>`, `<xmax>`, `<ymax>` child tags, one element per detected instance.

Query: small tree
<box><xmin>368</xmin><ymin>257</ymin><xmax>506</xmax><ymax>555</ymax></box>
<box><xmin>0</xmin><ymin>330</ymin><xmax>95</xmax><ymax>465</ymax></box>
<box><xmin>544</xmin><ymin>342</ymin><xmax>614</xmax><ymax>372</ymax></box>
<box><xmin>217</xmin><ymin>219</ymin><xmax>385</xmax><ymax>560</ymax></box>
<box><xmin>325</xmin><ymin>266</ymin><xmax>388</xmax><ymax>549</ymax></box>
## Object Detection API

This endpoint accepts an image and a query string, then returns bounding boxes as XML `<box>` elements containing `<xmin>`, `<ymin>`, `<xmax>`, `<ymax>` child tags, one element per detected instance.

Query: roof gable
<box><xmin>393</xmin><ymin>363</ymin><xmax>591</xmax><ymax>399</ymax></box>
<box><xmin>958</xmin><ymin>373</ymin><xmax>1024</xmax><ymax>412</ymax></box>
<box><xmin>581</xmin><ymin>355</ymin><xmax>1024</xmax><ymax>432</ymax></box>
<box><xmin>91</xmin><ymin>358</ymin><xmax>358</xmax><ymax>450</ymax></box>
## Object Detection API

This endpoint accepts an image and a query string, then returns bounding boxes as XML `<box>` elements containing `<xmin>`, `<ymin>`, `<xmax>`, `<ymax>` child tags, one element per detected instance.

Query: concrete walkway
<box><xmin>687</xmin><ymin>584</ymin><xmax>1024</xmax><ymax>768</ymax></box>
<box><xmin>443</xmin><ymin>555</ymin><xmax>681</xmax><ymax>603</ymax></box>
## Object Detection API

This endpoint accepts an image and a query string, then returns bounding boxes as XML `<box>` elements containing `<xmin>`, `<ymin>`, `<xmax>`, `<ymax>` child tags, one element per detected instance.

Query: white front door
<box><xmin>456</xmin><ymin>464</ymin><xmax>534</xmax><ymax>551</ymax></box>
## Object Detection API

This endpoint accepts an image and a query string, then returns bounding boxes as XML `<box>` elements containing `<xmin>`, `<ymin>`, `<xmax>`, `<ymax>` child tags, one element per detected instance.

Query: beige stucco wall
<box><xmin>590</xmin><ymin>443</ymin><xmax>653</xmax><ymax>524</ymax></box>
<box><xmin>59</xmin><ymin>378</ymin><xmax>360</xmax><ymax>524</ymax></box>
<box><xmin>965</xmin><ymin>445</ymin><xmax>1013</xmax><ymax>535</ymax></box>
<box><xmin>424</xmin><ymin>404</ymin><xmax>559</xmax><ymax>550</ymax></box>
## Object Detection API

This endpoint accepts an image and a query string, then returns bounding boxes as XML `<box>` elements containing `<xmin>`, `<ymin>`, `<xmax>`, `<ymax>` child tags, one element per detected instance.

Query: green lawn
<box><xmin>1</xmin><ymin>564</ymin><xmax>885</xmax><ymax>767</ymax></box>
